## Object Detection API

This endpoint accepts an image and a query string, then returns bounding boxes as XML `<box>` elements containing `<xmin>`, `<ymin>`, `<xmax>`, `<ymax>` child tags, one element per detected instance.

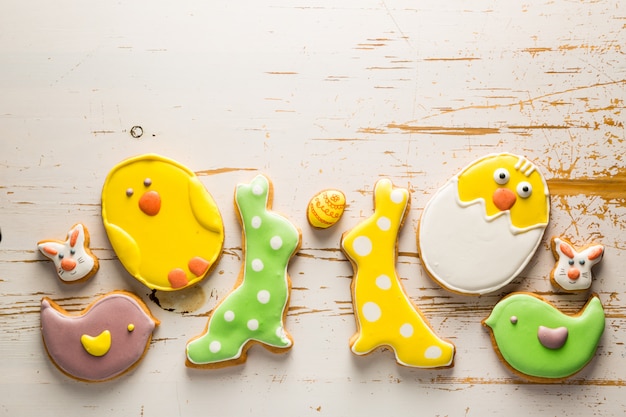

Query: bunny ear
<box><xmin>68</xmin><ymin>224</ymin><xmax>86</xmax><ymax>248</ymax></box>
<box><xmin>587</xmin><ymin>245</ymin><xmax>604</xmax><ymax>261</ymax></box>
<box><xmin>558</xmin><ymin>241</ymin><xmax>576</xmax><ymax>259</ymax></box>
<box><xmin>38</xmin><ymin>242</ymin><xmax>63</xmax><ymax>259</ymax></box>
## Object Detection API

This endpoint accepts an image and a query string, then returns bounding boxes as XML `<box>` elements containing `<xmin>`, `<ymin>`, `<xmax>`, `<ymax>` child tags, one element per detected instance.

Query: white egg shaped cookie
<box><xmin>418</xmin><ymin>153</ymin><xmax>550</xmax><ymax>295</ymax></box>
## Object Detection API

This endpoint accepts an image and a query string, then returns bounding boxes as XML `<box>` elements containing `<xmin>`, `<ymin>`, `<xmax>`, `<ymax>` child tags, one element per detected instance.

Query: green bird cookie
<box><xmin>483</xmin><ymin>292</ymin><xmax>605</xmax><ymax>382</ymax></box>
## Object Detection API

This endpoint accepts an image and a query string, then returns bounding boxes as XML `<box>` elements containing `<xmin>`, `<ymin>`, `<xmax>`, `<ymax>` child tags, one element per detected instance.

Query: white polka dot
<box><xmin>251</xmin><ymin>216</ymin><xmax>262</xmax><ymax>228</ymax></box>
<box><xmin>390</xmin><ymin>189</ymin><xmax>404</xmax><ymax>204</ymax></box>
<box><xmin>209</xmin><ymin>341</ymin><xmax>221</xmax><ymax>353</ymax></box>
<box><xmin>362</xmin><ymin>302</ymin><xmax>381</xmax><ymax>322</ymax></box>
<box><xmin>376</xmin><ymin>274</ymin><xmax>392</xmax><ymax>290</ymax></box>
<box><xmin>353</xmin><ymin>236</ymin><xmax>372</xmax><ymax>257</ymax></box>
<box><xmin>251</xmin><ymin>259</ymin><xmax>264</xmax><ymax>272</ymax></box>
<box><xmin>247</xmin><ymin>319</ymin><xmax>259</xmax><ymax>331</ymax></box>
<box><xmin>400</xmin><ymin>323</ymin><xmax>414</xmax><ymax>338</ymax></box>
<box><xmin>224</xmin><ymin>310</ymin><xmax>235</xmax><ymax>322</ymax></box>
<box><xmin>377</xmin><ymin>216</ymin><xmax>391</xmax><ymax>231</ymax></box>
<box><xmin>257</xmin><ymin>290</ymin><xmax>270</xmax><ymax>304</ymax></box>
<box><xmin>270</xmin><ymin>236</ymin><xmax>283</xmax><ymax>250</ymax></box>
<box><xmin>252</xmin><ymin>184</ymin><xmax>263</xmax><ymax>195</ymax></box>
<box><xmin>276</xmin><ymin>327</ymin><xmax>288</xmax><ymax>340</ymax></box>
<box><xmin>425</xmin><ymin>346</ymin><xmax>442</xmax><ymax>359</ymax></box>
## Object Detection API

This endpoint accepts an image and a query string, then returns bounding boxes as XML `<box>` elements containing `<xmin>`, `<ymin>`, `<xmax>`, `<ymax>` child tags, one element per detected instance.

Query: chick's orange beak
<box><xmin>139</xmin><ymin>190</ymin><xmax>161</xmax><ymax>216</ymax></box>
<box><xmin>492</xmin><ymin>188</ymin><xmax>516</xmax><ymax>211</ymax></box>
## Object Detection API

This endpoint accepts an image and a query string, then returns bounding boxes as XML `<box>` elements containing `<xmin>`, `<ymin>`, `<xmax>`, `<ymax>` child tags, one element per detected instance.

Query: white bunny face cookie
<box><xmin>550</xmin><ymin>237</ymin><xmax>604</xmax><ymax>292</ymax></box>
<box><xmin>38</xmin><ymin>224</ymin><xmax>99</xmax><ymax>283</ymax></box>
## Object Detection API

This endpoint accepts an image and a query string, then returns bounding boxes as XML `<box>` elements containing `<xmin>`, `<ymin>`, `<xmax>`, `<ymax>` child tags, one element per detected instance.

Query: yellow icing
<box><xmin>307</xmin><ymin>189</ymin><xmax>346</xmax><ymax>229</ymax></box>
<box><xmin>457</xmin><ymin>153</ymin><xmax>549</xmax><ymax>230</ymax></box>
<box><xmin>341</xmin><ymin>179</ymin><xmax>455</xmax><ymax>368</ymax></box>
<box><xmin>80</xmin><ymin>330</ymin><xmax>112</xmax><ymax>357</ymax></box>
<box><xmin>102</xmin><ymin>154</ymin><xmax>224</xmax><ymax>291</ymax></box>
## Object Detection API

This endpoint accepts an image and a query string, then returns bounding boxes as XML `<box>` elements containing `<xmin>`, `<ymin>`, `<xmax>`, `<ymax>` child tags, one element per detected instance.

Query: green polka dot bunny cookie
<box><xmin>186</xmin><ymin>174</ymin><xmax>301</xmax><ymax>368</ymax></box>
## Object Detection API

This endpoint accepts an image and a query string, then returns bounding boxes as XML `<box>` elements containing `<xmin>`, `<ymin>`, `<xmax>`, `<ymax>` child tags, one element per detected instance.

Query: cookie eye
<box><xmin>493</xmin><ymin>168</ymin><xmax>510</xmax><ymax>185</ymax></box>
<box><xmin>510</xmin><ymin>316</ymin><xmax>518</xmax><ymax>324</ymax></box>
<box><xmin>569</xmin><ymin>259</ymin><xmax>575</xmax><ymax>265</ymax></box>
<box><xmin>126</xmin><ymin>188</ymin><xmax>134</xmax><ymax>197</ymax></box>
<box><xmin>516</xmin><ymin>181</ymin><xmax>532</xmax><ymax>198</ymax></box>
<box><xmin>143</xmin><ymin>178</ymin><xmax>152</xmax><ymax>187</ymax></box>
<box><xmin>127</xmin><ymin>323</ymin><xmax>135</xmax><ymax>332</ymax></box>
<box><xmin>579</xmin><ymin>259</ymin><xmax>586</xmax><ymax>266</ymax></box>
<box><xmin>70</xmin><ymin>249</ymin><xmax>76</xmax><ymax>255</ymax></box>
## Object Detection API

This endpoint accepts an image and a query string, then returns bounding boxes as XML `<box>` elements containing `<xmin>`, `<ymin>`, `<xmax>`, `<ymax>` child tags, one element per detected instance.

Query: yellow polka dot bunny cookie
<box><xmin>341</xmin><ymin>179</ymin><xmax>455</xmax><ymax>368</ymax></box>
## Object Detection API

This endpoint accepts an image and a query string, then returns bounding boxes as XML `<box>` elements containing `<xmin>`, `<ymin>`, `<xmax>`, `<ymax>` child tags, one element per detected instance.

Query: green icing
<box><xmin>484</xmin><ymin>293</ymin><xmax>605</xmax><ymax>380</ymax></box>
<box><xmin>186</xmin><ymin>175</ymin><xmax>300</xmax><ymax>365</ymax></box>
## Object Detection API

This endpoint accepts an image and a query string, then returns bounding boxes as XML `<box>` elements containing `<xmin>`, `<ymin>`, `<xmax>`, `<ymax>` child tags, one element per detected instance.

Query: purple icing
<box><xmin>537</xmin><ymin>325</ymin><xmax>568</xmax><ymax>350</ymax></box>
<box><xmin>41</xmin><ymin>293</ymin><xmax>158</xmax><ymax>382</ymax></box>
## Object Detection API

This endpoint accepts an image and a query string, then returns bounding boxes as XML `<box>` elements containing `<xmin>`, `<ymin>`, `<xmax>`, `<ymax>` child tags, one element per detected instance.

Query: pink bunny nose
<box><xmin>492</xmin><ymin>188</ymin><xmax>516</xmax><ymax>211</ymax></box>
<box><xmin>138</xmin><ymin>191</ymin><xmax>161</xmax><ymax>216</ymax></box>
<box><xmin>567</xmin><ymin>268</ymin><xmax>580</xmax><ymax>280</ymax></box>
<box><xmin>61</xmin><ymin>258</ymin><xmax>77</xmax><ymax>271</ymax></box>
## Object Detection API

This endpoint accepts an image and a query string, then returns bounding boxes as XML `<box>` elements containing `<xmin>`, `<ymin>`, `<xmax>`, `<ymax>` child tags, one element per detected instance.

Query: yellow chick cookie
<box><xmin>341</xmin><ymin>179</ymin><xmax>455</xmax><ymax>368</ymax></box>
<box><xmin>102</xmin><ymin>154</ymin><xmax>225</xmax><ymax>291</ymax></box>
<box><xmin>418</xmin><ymin>153</ymin><xmax>550</xmax><ymax>295</ymax></box>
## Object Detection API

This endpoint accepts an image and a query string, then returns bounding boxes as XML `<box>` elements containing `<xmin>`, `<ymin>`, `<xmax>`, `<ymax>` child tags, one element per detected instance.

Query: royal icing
<box><xmin>341</xmin><ymin>179</ymin><xmax>455</xmax><ymax>368</ymax></box>
<box><xmin>418</xmin><ymin>153</ymin><xmax>550</xmax><ymax>295</ymax></box>
<box><xmin>41</xmin><ymin>291</ymin><xmax>159</xmax><ymax>382</ymax></box>
<box><xmin>483</xmin><ymin>293</ymin><xmax>605</xmax><ymax>381</ymax></box>
<box><xmin>307</xmin><ymin>189</ymin><xmax>346</xmax><ymax>229</ymax></box>
<box><xmin>37</xmin><ymin>223</ymin><xmax>99</xmax><ymax>283</ymax></box>
<box><xmin>551</xmin><ymin>237</ymin><xmax>604</xmax><ymax>292</ymax></box>
<box><xmin>101</xmin><ymin>154</ymin><xmax>225</xmax><ymax>291</ymax></box>
<box><xmin>186</xmin><ymin>174</ymin><xmax>301</xmax><ymax>367</ymax></box>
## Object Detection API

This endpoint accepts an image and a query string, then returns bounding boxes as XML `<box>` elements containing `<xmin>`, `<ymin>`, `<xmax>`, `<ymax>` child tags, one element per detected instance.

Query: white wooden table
<box><xmin>1</xmin><ymin>1</ymin><xmax>625</xmax><ymax>416</ymax></box>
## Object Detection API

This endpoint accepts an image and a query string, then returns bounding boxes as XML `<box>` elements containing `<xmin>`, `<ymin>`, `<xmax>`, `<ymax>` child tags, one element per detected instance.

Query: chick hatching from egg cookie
<box><xmin>102</xmin><ymin>154</ymin><xmax>225</xmax><ymax>291</ymax></box>
<box><xmin>418</xmin><ymin>153</ymin><xmax>550</xmax><ymax>295</ymax></box>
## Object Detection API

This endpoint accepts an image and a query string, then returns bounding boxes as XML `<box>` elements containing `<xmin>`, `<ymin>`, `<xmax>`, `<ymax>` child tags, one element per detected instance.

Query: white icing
<box><xmin>252</xmin><ymin>184</ymin><xmax>263</xmax><ymax>195</ymax></box>
<box><xmin>224</xmin><ymin>310</ymin><xmax>235</xmax><ymax>322</ymax></box>
<box><xmin>400</xmin><ymin>323</ymin><xmax>414</xmax><ymax>338</ymax></box>
<box><xmin>38</xmin><ymin>224</ymin><xmax>96</xmax><ymax>282</ymax></box>
<box><xmin>209</xmin><ymin>341</ymin><xmax>221</xmax><ymax>353</ymax></box>
<box><xmin>377</xmin><ymin>216</ymin><xmax>391</xmax><ymax>231</ymax></box>
<box><xmin>257</xmin><ymin>290</ymin><xmax>271</xmax><ymax>304</ymax></box>
<box><xmin>247</xmin><ymin>319</ymin><xmax>259</xmax><ymax>331</ymax></box>
<box><xmin>362</xmin><ymin>302</ymin><xmax>381</xmax><ymax>322</ymax></box>
<box><xmin>375</xmin><ymin>274</ymin><xmax>392</xmax><ymax>290</ymax></box>
<box><xmin>418</xmin><ymin>180</ymin><xmax>546</xmax><ymax>294</ymax></box>
<box><xmin>353</xmin><ymin>236</ymin><xmax>373</xmax><ymax>257</ymax></box>
<box><xmin>390</xmin><ymin>189</ymin><xmax>405</xmax><ymax>204</ymax></box>
<box><xmin>270</xmin><ymin>236</ymin><xmax>283</xmax><ymax>250</ymax></box>
<box><xmin>553</xmin><ymin>238</ymin><xmax>603</xmax><ymax>291</ymax></box>
<box><xmin>251</xmin><ymin>259</ymin><xmax>264</xmax><ymax>272</ymax></box>
<box><xmin>424</xmin><ymin>346</ymin><xmax>443</xmax><ymax>359</ymax></box>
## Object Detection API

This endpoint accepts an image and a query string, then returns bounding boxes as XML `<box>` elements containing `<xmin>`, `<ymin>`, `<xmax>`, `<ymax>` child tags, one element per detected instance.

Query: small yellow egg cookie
<box><xmin>307</xmin><ymin>189</ymin><xmax>346</xmax><ymax>229</ymax></box>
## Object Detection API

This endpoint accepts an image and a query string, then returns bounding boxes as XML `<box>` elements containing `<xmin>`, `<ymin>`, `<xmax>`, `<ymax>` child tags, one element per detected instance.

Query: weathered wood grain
<box><xmin>1</xmin><ymin>0</ymin><xmax>625</xmax><ymax>416</ymax></box>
